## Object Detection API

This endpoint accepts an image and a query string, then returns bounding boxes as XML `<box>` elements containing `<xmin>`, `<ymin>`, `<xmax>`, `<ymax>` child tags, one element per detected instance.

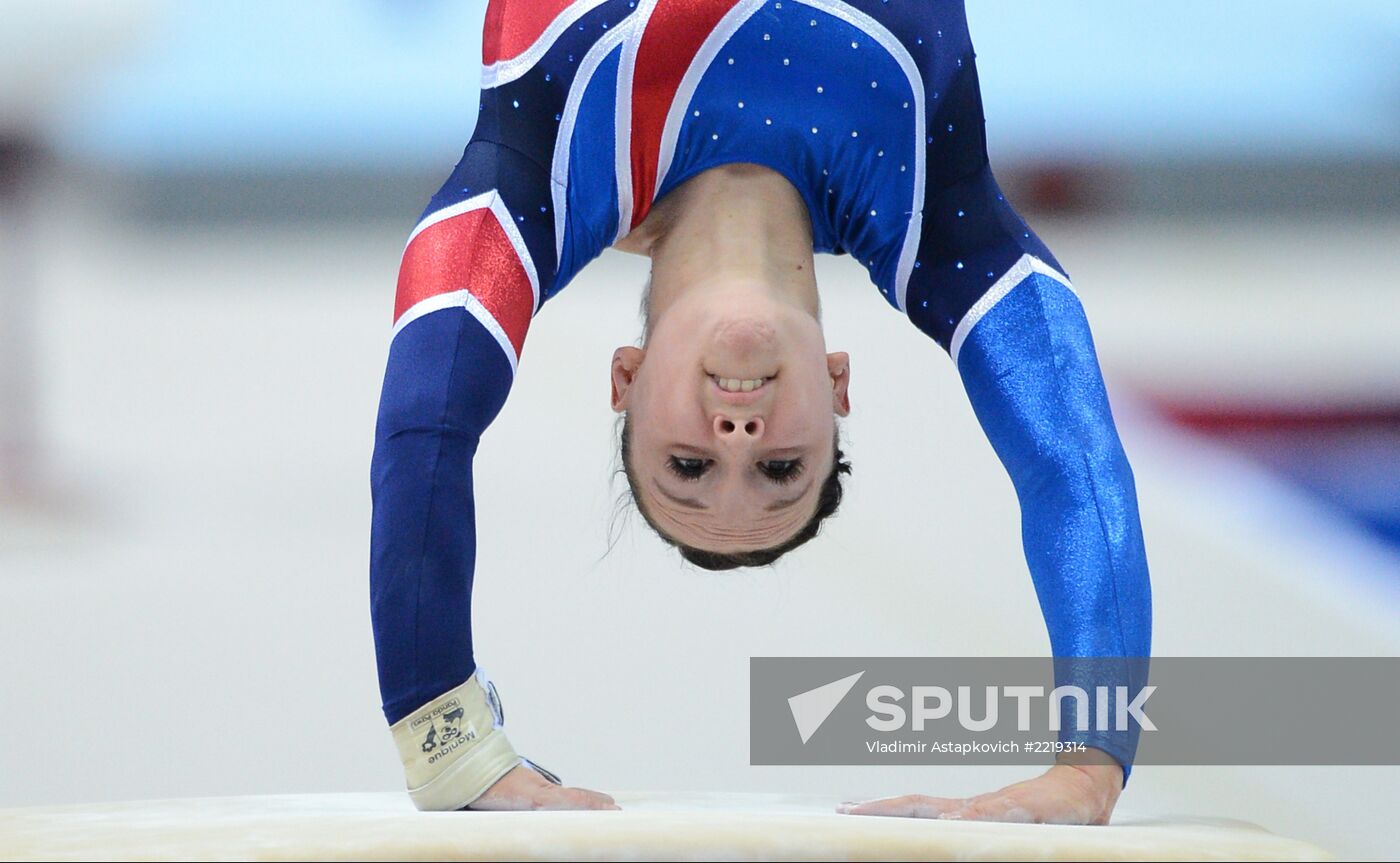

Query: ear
<box><xmin>610</xmin><ymin>346</ymin><xmax>646</xmax><ymax>412</ymax></box>
<box><xmin>827</xmin><ymin>351</ymin><xmax>851</xmax><ymax>417</ymax></box>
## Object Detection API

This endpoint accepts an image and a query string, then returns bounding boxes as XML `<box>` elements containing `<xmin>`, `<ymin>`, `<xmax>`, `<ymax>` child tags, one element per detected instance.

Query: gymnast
<box><xmin>371</xmin><ymin>0</ymin><xmax>1151</xmax><ymax>825</ymax></box>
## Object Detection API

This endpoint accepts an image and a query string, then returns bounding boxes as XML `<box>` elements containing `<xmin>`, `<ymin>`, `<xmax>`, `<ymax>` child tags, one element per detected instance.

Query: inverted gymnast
<box><xmin>371</xmin><ymin>0</ymin><xmax>1151</xmax><ymax>825</ymax></box>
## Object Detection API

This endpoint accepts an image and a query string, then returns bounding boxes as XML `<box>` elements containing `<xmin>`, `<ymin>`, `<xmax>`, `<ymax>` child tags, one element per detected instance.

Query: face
<box><xmin>611</xmin><ymin>280</ymin><xmax>850</xmax><ymax>553</ymax></box>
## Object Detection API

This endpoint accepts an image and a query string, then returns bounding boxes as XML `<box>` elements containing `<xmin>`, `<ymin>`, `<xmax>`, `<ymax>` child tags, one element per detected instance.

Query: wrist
<box><xmin>1056</xmin><ymin>760</ymin><xmax>1122</xmax><ymax>791</ymax></box>
<box><xmin>1054</xmin><ymin>748</ymin><xmax>1125</xmax><ymax>811</ymax></box>
<box><xmin>390</xmin><ymin>672</ymin><xmax>523</xmax><ymax>811</ymax></box>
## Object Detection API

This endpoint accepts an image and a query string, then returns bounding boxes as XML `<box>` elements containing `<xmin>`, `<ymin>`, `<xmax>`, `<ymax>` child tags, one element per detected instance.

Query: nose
<box><xmin>714</xmin><ymin>413</ymin><xmax>764</xmax><ymax>440</ymax></box>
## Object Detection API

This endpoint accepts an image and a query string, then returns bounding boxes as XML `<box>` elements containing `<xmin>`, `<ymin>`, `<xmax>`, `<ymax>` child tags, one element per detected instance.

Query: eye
<box><xmin>758</xmin><ymin>459</ymin><xmax>805</xmax><ymax>484</ymax></box>
<box><xmin>667</xmin><ymin>456</ymin><xmax>711</xmax><ymax>481</ymax></box>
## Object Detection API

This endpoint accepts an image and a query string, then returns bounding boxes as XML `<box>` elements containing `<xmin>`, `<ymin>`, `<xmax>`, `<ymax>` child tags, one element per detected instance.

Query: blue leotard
<box><xmin>371</xmin><ymin>0</ymin><xmax>1152</xmax><ymax>777</ymax></box>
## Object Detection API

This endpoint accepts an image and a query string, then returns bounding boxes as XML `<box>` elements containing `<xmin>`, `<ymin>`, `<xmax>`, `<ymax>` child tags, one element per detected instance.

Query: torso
<box><xmin>472</xmin><ymin>0</ymin><xmax>956</xmax><ymax>299</ymax></box>
<box><xmin>453</xmin><ymin>1</ymin><xmax>1061</xmax><ymax>350</ymax></box>
<box><xmin>609</xmin><ymin>0</ymin><xmax>927</xmax><ymax>274</ymax></box>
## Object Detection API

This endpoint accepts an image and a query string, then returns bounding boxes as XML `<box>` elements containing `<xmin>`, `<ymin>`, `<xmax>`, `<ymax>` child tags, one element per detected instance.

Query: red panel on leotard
<box><xmin>395</xmin><ymin>208</ymin><xmax>533</xmax><ymax>358</ymax></box>
<box><xmin>629</xmin><ymin>0</ymin><xmax>740</xmax><ymax>230</ymax></box>
<box><xmin>482</xmin><ymin>0</ymin><xmax>581</xmax><ymax>66</ymax></box>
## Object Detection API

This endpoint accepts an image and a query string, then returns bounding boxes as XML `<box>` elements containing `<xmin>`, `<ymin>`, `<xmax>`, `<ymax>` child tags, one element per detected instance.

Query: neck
<box><xmin>623</xmin><ymin>164</ymin><xmax>820</xmax><ymax>324</ymax></box>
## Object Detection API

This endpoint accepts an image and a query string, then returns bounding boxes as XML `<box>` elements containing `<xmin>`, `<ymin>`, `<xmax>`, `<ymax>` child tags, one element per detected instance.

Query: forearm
<box><xmin>369</xmin><ymin>306</ymin><xmax>537</xmax><ymax>810</ymax></box>
<box><xmin>1011</xmin><ymin>430</ymin><xmax>1150</xmax><ymax>661</ymax></box>
<box><xmin>370</xmin><ymin>423</ymin><xmax>483</xmax><ymax>726</ymax></box>
<box><xmin>370</xmin><ymin>308</ymin><xmax>512</xmax><ymax>725</ymax></box>
<box><xmin>1005</xmin><ymin>423</ymin><xmax>1150</xmax><ymax>775</ymax></box>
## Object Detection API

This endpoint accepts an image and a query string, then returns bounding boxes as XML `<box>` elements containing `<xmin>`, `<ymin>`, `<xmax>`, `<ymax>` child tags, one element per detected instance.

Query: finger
<box><xmin>836</xmin><ymin>794</ymin><xmax>963</xmax><ymax>819</ymax></box>
<box><xmin>574</xmin><ymin>787</ymin><xmax>622</xmax><ymax>810</ymax></box>
<box><xmin>535</xmin><ymin>785</ymin><xmax>622</xmax><ymax>811</ymax></box>
<box><xmin>584</xmin><ymin>789</ymin><xmax>619</xmax><ymax>807</ymax></box>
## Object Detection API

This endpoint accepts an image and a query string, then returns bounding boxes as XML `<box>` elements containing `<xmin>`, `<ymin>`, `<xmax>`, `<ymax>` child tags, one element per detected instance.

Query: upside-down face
<box><xmin>611</xmin><ymin>278</ymin><xmax>849</xmax><ymax>553</ymax></box>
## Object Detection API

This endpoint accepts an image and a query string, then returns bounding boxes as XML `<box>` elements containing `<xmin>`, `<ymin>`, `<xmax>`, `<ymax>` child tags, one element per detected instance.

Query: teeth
<box><xmin>715</xmin><ymin>376</ymin><xmax>767</xmax><ymax>393</ymax></box>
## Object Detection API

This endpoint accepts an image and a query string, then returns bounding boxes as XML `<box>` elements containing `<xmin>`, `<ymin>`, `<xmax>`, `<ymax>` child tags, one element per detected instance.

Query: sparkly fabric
<box><xmin>463</xmin><ymin>0</ymin><xmax>1053</xmax><ymax>309</ymax></box>
<box><xmin>481</xmin><ymin>0</ymin><xmax>584</xmax><ymax>66</ymax></box>
<box><xmin>629</xmin><ymin>0</ymin><xmax>743</xmax><ymax>230</ymax></box>
<box><xmin>395</xmin><ymin>203</ymin><xmax>533</xmax><ymax>356</ymax></box>
<box><xmin>957</xmin><ymin>272</ymin><xmax>1153</xmax><ymax>778</ymax></box>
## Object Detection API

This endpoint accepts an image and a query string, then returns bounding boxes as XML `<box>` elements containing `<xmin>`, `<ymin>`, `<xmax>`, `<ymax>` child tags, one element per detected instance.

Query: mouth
<box><xmin>707</xmin><ymin>373</ymin><xmax>776</xmax><ymax>405</ymax></box>
<box><xmin>710</xmin><ymin>374</ymin><xmax>771</xmax><ymax>393</ymax></box>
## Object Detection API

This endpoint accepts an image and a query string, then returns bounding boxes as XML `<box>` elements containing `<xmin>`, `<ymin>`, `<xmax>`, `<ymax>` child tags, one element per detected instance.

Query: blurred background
<box><xmin>1</xmin><ymin>0</ymin><xmax>1397</xmax><ymax>859</ymax></box>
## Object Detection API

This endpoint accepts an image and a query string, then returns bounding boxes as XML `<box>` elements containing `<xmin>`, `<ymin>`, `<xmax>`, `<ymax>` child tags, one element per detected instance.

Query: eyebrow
<box><xmin>651</xmin><ymin>479</ymin><xmax>816</xmax><ymax>513</ymax></box>
<box><xmin>765</xmin><ymin>479</ymin><xmax>816</xmax><ymax>511</ymax></box>
<box><xmin>652</xmin><ymin>480</ymin><xmax>708</xmax><ymax>510</ymax></box>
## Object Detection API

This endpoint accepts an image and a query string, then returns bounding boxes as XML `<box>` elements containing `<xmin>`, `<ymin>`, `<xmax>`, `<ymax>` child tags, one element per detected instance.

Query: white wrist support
<box><xmin>389</xmin><ymin>672</ymin><xmax>522</xmax><ymax>811</ymax></box>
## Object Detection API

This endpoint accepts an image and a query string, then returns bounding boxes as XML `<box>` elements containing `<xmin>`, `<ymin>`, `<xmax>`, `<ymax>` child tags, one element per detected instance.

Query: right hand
<box><xmin>468</xmin><ymin>764</ymin><xmax>620</xmax><ymax>811</ymax></box>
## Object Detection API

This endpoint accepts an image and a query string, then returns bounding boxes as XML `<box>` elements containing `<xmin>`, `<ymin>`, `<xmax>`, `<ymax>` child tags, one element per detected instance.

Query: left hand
<box><xmin>836</xmin><ymin>761</ymin><xmax>1123</xmax><ymax>825</ymax></box>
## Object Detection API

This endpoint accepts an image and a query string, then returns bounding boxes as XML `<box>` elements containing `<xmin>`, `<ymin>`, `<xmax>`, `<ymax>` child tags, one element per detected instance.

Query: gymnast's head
<box><xmin>609</xmin><ymin>163</ymin><xmax>852</xmax><ymax>570</ymax></box>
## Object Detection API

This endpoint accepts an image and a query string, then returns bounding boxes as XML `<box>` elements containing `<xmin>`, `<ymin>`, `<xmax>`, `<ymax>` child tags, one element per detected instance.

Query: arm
<box><xmin>372</xmin><ymin>149</ymin><xmax>532</xmax><ymax>729</ymax></box>
<box><xmin>847</xmin><ymin>5</ymin><xmax>1150</xmax><ymax>816</ymax></box>
<box><xmin>372</xmin><ymin>0</ymin><xmax>639</xmax><ymax>805</ymax></box>
<box><xmin>845</xmin><ymin>266</ymin><xmax>1151</xmax><ymax>825</ymax></box>
<box><xmin>370</xmin><ymin>140</ymin><xmax>613</xmax><ymax>811</ymax></box>
<box><xmin>918</xmin><ymin>3</ymin><xmax>1150</xmax><ymax>786</ymax></box>
<box><xmin>902</xmin><ymin>10</ymin><xmax>1151</xmax><ymax>772</ymax></box>
<box><xmin>954</xmin><ymin>264</ymin><xmax>1152</xmax><ymax>778</ymax></box>
<box><xmin>370</xmin><ymin>141</ymin><xmax>534</xmax><ymax>811</ymax></box>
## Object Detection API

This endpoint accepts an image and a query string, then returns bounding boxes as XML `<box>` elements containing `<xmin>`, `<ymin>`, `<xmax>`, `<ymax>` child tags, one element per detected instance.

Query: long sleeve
<box><xmin>371</xmin><ymin>0</ymin><xmax>637</xmax><ymax>751</ymax></box>
<box><xmin>370</xmin><ymin>140</ymin><xmax>553</xmax><ymax>726</ymax></box>
<box><xmin>953</xmin><ymin>265</ymin><xmax>1152</xmax><ymax>776</ymax></box>
<box><xmin>881</xmin><ymin>6</ymin><xmax>1153</xmax><ymax>778</ymax></box>
<box><xmin>370</xmin><ymin>0</ymin><xmax>634</xmax><ymax>801</ymax></box>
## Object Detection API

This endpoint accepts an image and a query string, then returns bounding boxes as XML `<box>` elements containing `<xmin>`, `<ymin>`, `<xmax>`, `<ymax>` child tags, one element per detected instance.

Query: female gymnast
<box><xmin>371</xmin><ymin>0</ymin><xmax>1151</xmax><ymax>825</ymax></box>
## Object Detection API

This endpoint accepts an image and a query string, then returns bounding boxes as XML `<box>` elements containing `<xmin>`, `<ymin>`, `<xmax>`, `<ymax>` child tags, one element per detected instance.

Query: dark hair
<box><xmin>619</xmin><ymin>416</ymin><xmax>851</xmax><ymax>570</ymax></box>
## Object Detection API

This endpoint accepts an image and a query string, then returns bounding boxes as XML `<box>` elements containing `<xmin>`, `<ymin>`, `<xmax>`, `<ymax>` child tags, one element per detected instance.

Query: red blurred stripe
<box><xmin>1157</xmin><ymin>402</ymin><xmax>1400</xmax><ymax>433</ymax></box>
